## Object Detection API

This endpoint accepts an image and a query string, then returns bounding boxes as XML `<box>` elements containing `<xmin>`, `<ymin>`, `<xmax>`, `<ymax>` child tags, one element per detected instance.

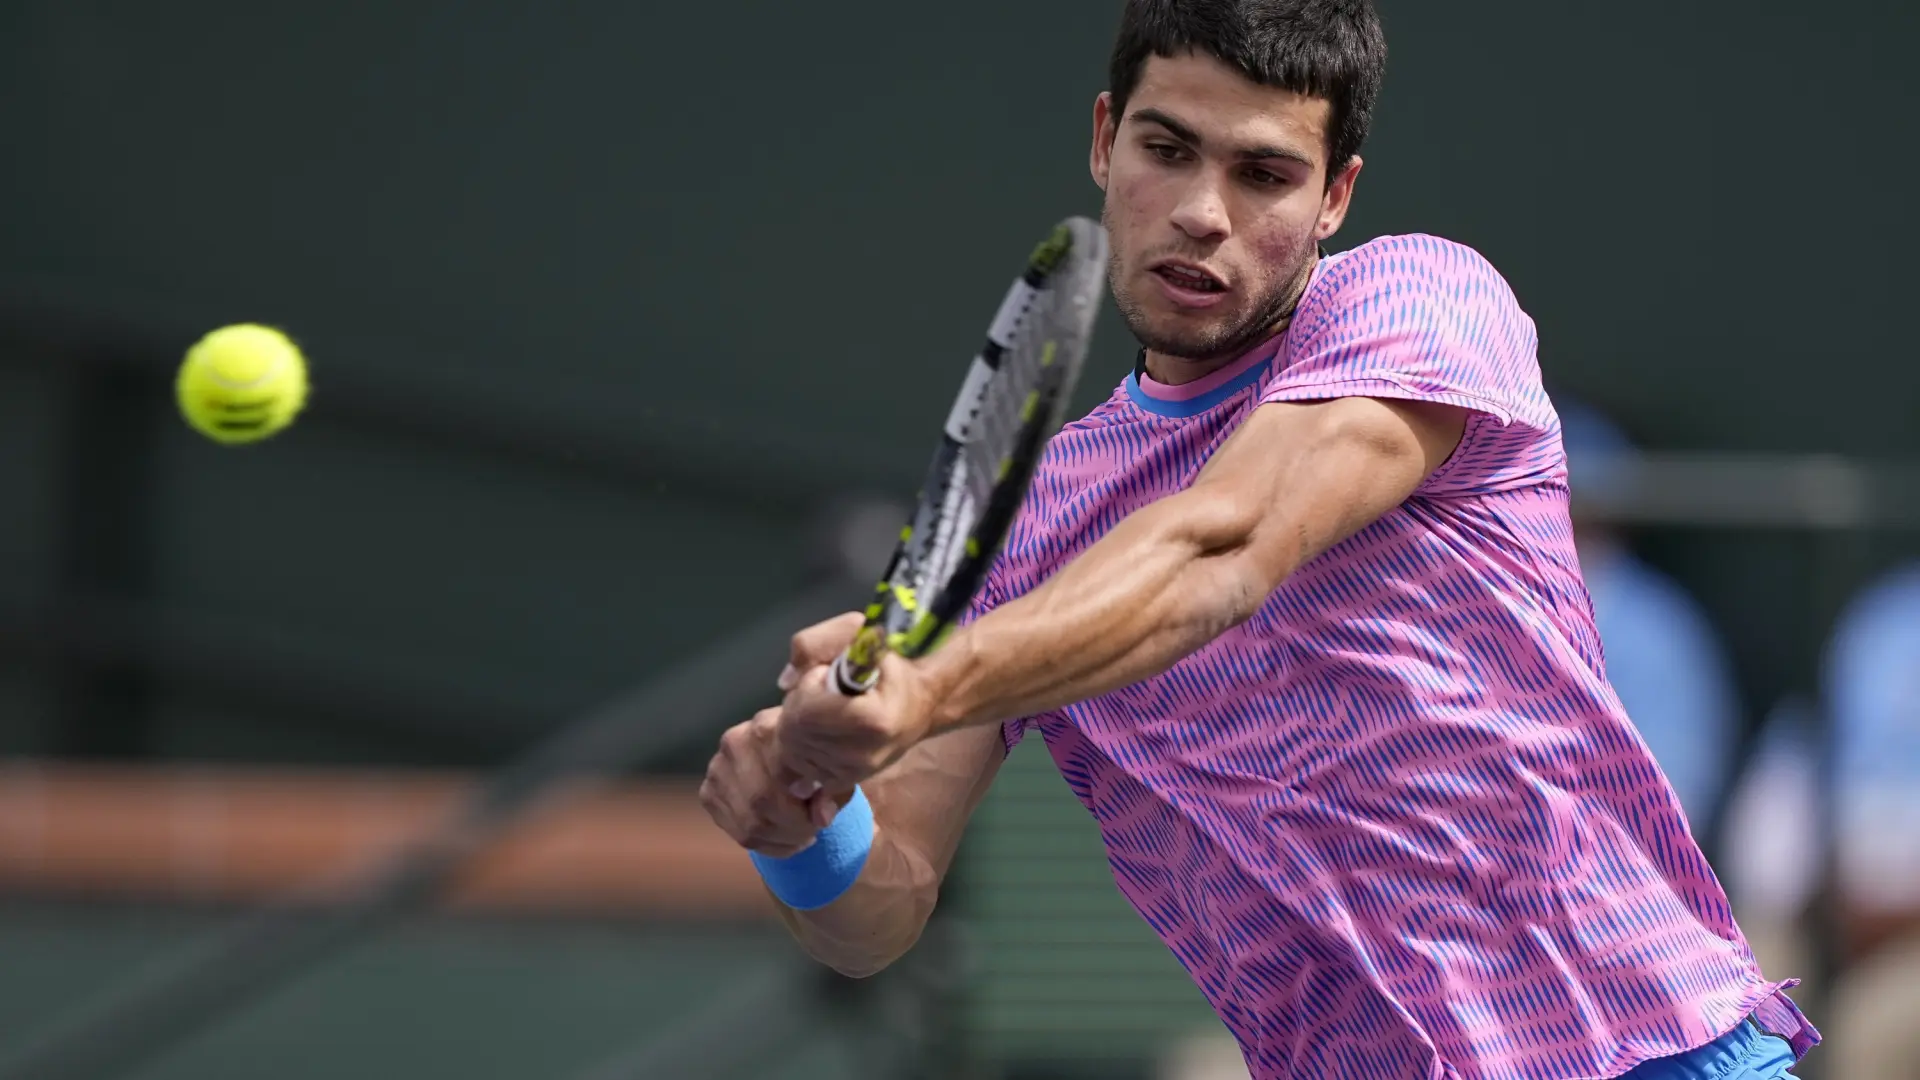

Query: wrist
<box><xmin>750</xmin><ymin>786</ymin><xmax>875</xmax><ymax>911</ymax></box>
<box><xmin>916</xmin><ymin>625</ymin><xmax>988</xmax><ymax>734</ymax></box>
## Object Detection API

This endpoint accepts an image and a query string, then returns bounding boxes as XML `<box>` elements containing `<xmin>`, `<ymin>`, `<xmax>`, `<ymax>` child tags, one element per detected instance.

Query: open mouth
<box><xmin>1151</xmin><ymin>263</ymin><xmax>1226</xmax><ymax>293</ymax></box>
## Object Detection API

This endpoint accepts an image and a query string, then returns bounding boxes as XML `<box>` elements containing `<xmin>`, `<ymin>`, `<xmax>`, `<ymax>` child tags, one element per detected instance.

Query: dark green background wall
<box><xmin>0</xmin><ymin>0</ymin><xmax>1913</xmax><ymax>764</ymax></box>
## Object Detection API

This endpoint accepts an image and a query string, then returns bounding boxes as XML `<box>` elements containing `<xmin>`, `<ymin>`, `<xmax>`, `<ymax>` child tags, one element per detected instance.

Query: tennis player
<box><xmin>700</xmin><ymin>1</ymin><xmax>1820</xmax><ymax>1076</ymax></box>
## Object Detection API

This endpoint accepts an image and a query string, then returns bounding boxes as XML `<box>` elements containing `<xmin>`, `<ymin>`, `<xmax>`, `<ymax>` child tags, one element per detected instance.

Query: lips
<box><xmin>1149</xmin><ymin>260</ymin><xmax>1229</xmax><ymax>308</ymax></box>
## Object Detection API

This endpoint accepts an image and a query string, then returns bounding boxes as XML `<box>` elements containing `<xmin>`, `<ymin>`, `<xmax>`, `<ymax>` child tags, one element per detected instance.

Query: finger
<box><xmin>787</xmin><ymin>611</ymin><xmax>868</xmax><ymax>673</ymax></box>
<box><xmin>773</xmin><ymin>671</ymin><xmax>829</xmax><ymax>793</ymax></box>
<box><xmin>776</xmin><ymin>726</ymin><xmax>870</xmax><ymax>795</ymax></box>
<box><xmin>776</xmin><ymin>736</ymin><xmax>841</xmax><ymax>795</ymax></box>
<box><xmin>808</xmin><ymin>787</ymin><xmax>855</xmax><ymax>830</ymax></box>
<box><xmin>703</xmin><ymin>794</ymin><xmax>751</xmax><ymax>848</ymax></box>
<box><xmin>778</xmin><ymin>755</ymin><xmax>824</xmax><ymax>800</ymax></box>
<box><xmin>702</xmin><ymin>772</ymin><xmax>765</xmax><ymax>850</ymax></box>
<box><xmin>709</xmin><ymin>717</ymin><xmax>807</xmax><ymax>850</ymax></box>
<box><xmin>785</xmin><ymin>752</ymin><xmax>867</xmax><ymax>795</ymax></box>
<box><xmin>749</xmin><ymin>836</ymin><xmax>814</xmax><ymax>859</ymax></box>
<box><xmin>742</xmin><ymin>791</ymin><xmax>822</xmax><ymax>854</ymax></box>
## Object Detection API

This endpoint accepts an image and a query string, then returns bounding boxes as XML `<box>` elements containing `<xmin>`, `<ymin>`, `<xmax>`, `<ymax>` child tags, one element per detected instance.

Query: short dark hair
<box><xmin>1107</xmin><ymin>0</ymin><xmax>1387</xmax><ymax>182</ymax></box>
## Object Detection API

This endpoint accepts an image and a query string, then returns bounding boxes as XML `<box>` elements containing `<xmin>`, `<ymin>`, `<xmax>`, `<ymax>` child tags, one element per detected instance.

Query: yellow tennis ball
<box><xmin>176</xmin><ymin>324</ymin><xmax>309</xmax><ymax>445</ymax></box>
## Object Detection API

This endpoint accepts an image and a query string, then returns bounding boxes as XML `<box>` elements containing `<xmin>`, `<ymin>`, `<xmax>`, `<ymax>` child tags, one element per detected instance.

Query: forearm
<box><xmin>765</xmin><ymin>726</ymin><xmax>1002</xmax><ymax>978</ymax></box>
<box><xmin>920</xmin><ymin>490</ymin><xmax>1276</xmax><ymax>734</ymax></box>
<box><xmin>772</xmin><ymin>824</ymin><xmax>939</xmax><ymax>978</ymax></box>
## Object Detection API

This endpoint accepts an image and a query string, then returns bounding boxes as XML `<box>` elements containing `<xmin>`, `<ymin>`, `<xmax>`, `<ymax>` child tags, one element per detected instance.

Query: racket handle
<box><xmin>831</xmin><ymin>649</ymin><xmax>880</xmax><ymax>696</ymax></box>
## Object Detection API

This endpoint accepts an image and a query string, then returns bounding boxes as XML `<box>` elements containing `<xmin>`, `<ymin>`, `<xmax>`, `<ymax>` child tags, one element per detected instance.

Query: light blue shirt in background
<box><xmin>1584</xmin><ymin>544</ymin><xmax>1742</xmax><ymax>828</ymax></box>
<box><xmin>1824</xmin><ymin>563</ymin><xmax>1920</xmax><ymax>908</ymax></box>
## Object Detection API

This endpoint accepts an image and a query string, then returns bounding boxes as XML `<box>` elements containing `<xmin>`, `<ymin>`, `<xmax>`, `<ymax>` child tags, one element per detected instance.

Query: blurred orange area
<box><xmin>0</xmin><ymin>763</ymin><xmax>773</xmax><ymax>919</ymax></box>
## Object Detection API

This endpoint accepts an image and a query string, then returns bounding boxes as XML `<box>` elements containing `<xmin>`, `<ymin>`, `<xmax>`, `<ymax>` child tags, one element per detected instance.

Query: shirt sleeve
<box><xmin>1260</xmin><ymin>234</ymin><xmax>1561</xmax><ymax>497</ymax></box>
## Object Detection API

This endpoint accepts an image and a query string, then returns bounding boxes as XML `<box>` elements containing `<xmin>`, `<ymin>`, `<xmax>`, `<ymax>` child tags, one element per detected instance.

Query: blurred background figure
<box><xmin>1715</xmin><ymin>564</ymin><xmax>1920</xmax><ymax>1080</ymax></box>
<box><xmin>1818</xmin><ymin>564</ymin><xmax>1920</xmax><ymax>1079</ymax></box>
<box><xmin>1560</xmin><ymin>398</ymin><xmax>1742</xmax><ymax>831</ymax></box>
<box><xmin>1716</xmin><ymin>700</ymin><xmax>1821</xmax><ymax>1028</ymax></box>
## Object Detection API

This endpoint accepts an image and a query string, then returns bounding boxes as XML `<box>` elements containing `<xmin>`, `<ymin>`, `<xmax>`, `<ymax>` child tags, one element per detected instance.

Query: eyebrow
<box><xmin>1129</xmin><ymin>107</ymin><xmax>1316</xmax><ymax>170</ymax></box>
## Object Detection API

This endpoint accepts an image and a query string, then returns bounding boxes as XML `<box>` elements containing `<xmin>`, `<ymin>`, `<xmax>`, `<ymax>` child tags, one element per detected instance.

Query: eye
<box><xmin>1146</xmin><ymin>142</ymin><xmax>1187</xmax><ymax>163</ymax></box>
<box><xmin>1242</xmin><ymin>166</ymin><xmax>1286</xmax><ymax>187</ymax></box>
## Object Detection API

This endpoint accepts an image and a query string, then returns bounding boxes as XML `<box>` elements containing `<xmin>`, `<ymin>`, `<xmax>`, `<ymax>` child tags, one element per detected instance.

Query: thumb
<box><xmin>782</xmin><ymin>611</ymin><xmax>868</xmax><ymax>688</ymax></box>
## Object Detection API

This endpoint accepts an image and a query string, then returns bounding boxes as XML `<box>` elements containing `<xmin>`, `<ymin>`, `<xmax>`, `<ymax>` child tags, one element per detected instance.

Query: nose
<box><xmin>1168</xmin><ymin>171</ymin><xmax>1230</xmax><ymax>242</ymax></box>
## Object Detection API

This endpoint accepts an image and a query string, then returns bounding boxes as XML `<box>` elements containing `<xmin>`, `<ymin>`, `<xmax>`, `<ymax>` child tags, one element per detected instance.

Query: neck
<box><xmin>1140</xmin><ymin>249</ymin><xmax>1322</xmax><ymax>386</ymax></box>
<box><xmin>1142</xmin><ymin>341</ymin><xmax>1286</xmax><ymax>387</ymax></box>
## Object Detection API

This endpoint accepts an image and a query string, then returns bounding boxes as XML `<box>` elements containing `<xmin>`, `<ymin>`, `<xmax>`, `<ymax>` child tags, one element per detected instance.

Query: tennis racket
<box><xmin>831</xmin><ymin>216</ymin><xmax>1107</xmax><ymax>695</ymax></box>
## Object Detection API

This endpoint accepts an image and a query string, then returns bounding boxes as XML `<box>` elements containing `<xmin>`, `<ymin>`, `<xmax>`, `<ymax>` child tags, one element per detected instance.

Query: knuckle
<box><xmin>745</xmin><ymin>820</ymin><xmax>803</xmax><ymax>851</ymax></box>
<box><xmin>749</xmin><ymin>718</ymin><xmax>782</xmax><ymax>755</ymax></box>
<box><xmin>848</xmin><ymin>708</ymin><xmax>888</xmax><ymax>741</ymax></box>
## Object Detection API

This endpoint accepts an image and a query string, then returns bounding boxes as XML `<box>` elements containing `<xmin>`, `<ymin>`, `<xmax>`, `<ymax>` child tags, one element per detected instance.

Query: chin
<box><xmin>1130</xmin><ymin>314</ymin><xmax>1244</xmax><ymax>363</ymax></box>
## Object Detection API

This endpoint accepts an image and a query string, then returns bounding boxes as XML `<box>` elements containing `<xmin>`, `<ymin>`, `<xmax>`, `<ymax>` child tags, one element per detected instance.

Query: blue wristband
<box><xmin>748</xmin><ymin>786</ymin><xmax>875</xmax><ymax>911</ymax></box>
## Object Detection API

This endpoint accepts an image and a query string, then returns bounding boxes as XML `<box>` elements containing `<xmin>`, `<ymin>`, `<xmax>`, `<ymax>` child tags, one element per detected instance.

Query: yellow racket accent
<box><xmin>1029</xmin><ymin>225</ymin><xmax>1073</xmax><ymax>276</ymax></box>
<box><xmin>862</xmin><ymin>580</ymin><xmax>889</xmax><ymax>620</ymax></box>
<box><xmin>1040</xmin><ymin>341</ymin><xmax>1058</xmax><ymax>368</ymax></box>
<box><xmin>843</xmin><ymin>625</ymin><xmax>887</xmax><ymax>682</ymax></box>
<box><xmin>1020</xmin><ymin>390</ymin><xmax>1040</xmax><ymax>423</ymax></box>
<box><xmin>890</xmin><ymin>611</ymin><xmax>945</xmax><ymax>656</ymax></box>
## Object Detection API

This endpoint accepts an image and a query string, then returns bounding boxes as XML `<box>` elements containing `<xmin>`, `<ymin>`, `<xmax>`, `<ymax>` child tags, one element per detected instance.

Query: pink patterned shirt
<box><xmin>982</xmin><ymin>235</ymin><xmax>1818</xmax><ymax>1079</ymax></box>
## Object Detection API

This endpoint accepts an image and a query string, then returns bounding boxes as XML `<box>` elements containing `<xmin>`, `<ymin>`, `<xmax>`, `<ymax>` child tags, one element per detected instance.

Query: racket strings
<box><xmin>968</xmin><ymin>298</ymin><xmax>1057</xmax><ymax>476</ymax></box>
<box><xmin>887</xmin><ymin>222</ymin><xmax>1103</xmax><ymax>637</ymax></box>
<box><xmin>894</xmin><ymin>285</ymin><xmax>1060</xmax><ymax>621</ymax></box>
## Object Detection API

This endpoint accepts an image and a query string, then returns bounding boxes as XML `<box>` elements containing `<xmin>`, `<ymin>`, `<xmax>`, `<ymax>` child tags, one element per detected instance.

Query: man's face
<box><xmin>1092</xmin><ymin>51</ymin><xmax>1361</xmax><ymax>365</ymax></box>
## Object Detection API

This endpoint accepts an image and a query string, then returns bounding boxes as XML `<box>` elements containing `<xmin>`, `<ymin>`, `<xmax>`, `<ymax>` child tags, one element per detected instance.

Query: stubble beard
<box><xmin>1104</xmin><ymin>206</ymin><xmax>1318</xmax><ymax>364</ymax></box>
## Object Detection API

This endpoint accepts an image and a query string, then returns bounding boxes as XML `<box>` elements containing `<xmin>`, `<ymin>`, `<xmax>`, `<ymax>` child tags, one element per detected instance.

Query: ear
<box><xmin>1090</xmin><ymin>91</ymin><xmax>1118</xmax><ymax>192</ymax></box>
<box><xmin>1314</xmin><ymin>155</ymin><xmax>1364</xmax><ymax>241</ymax></box>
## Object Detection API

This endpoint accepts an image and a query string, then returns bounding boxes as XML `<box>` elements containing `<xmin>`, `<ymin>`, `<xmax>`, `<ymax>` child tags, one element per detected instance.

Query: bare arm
<box><xmin>702</xmin><ymin>613</ymin><xmax>1009</xmax><ymax>978</ymax></box>
<box><xmin>772</xmin><ymin>724</ymin><xmax>1004</xmax><ymax>977</ymax></box>
<box><xmin>915</xmin><ymin>396</ymin><xmax>1467</xmax><ymax>736</ymax></box>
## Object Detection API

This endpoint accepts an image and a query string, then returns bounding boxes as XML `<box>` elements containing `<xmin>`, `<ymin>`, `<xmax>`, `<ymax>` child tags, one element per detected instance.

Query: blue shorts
<box><xmin>1620</xmin><ymin>1019</ymin><xmax>1800</xmax><ymax>1080</ymax></box>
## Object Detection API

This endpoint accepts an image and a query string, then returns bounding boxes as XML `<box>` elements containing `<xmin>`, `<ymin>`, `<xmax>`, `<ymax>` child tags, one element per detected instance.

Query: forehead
<box><xmin>1127</xmin><ymin>50</ymin><xmax>1331</xmax><ymax>161</ymax></box>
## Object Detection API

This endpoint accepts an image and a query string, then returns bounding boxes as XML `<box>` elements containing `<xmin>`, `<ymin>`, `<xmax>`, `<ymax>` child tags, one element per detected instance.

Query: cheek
<box><xmin>1106</xmin><ymin>169</ymin><xmax>1183</xmax><ymax>276</ymax></box>
<box><xmin>1251</xmin><ymin>220</ymin><xmax>1309</xmax><ymax>263</ymax></box>
<box><xmin>1113</xmin><ymin>146</ymin><xmax>1182</xmax><ymax>223</ymax></box>
<box><xmin>1244</xmin><ymin>204</ymin><xmax>1319</xmax><ymax>276</ymax></box>
<box><xmin>1105</xmin><ymin>157</ymin><xmax>1172</xmax><ymax>229</ymax></box>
